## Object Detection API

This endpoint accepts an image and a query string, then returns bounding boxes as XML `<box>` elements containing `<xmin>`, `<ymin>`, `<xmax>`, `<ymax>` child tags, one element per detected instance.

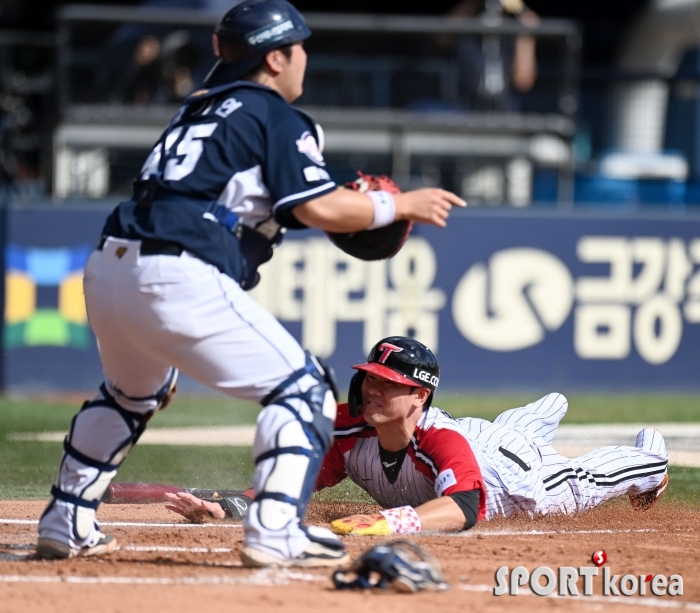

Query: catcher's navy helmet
<box><xmin>206</xmin><ymin>0</ymin><xmax>311</xmax><ymax>83</ymax></box>
<box><xmin>348</xmin><ymin>336</ymin><xmax>440</xmax><ymax>416</ymax></box>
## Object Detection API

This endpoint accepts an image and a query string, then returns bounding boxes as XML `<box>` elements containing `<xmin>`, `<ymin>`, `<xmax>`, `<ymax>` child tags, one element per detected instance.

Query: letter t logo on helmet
<box><xmin>377</xmin><ymin>343</ymin><xmax>403</xmax><ymax>364</ymax></box>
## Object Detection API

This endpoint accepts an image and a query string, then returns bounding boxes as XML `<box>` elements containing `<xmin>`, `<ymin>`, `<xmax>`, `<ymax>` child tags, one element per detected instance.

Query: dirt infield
<box><xmin>0</xmin><ymin>500</ymin><xmax>698</xmax><ymax>613</ymax></box>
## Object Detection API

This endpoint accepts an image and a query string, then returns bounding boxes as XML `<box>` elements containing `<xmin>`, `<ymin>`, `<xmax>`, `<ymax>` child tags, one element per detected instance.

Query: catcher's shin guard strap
<box><xmin>267</xmin><ymin>394</ymin><xmax>333</xmax><ymax>454</ymax></box>
<box><xmin>50</xmin><ymin>486</ymin><xmax>100</xmax><ymax>511</ymax></box>
<box><xmin>83</xmin><ymin>370</ymin><xmax>176</xmax><ymax>424</ymax></box>
<box><xmin>261</xmin><ymin>351</ymin><xmax>338</xmax><ymax>407</ymax></box>
<box><xmin>254</xmin><ymin>492</ymin><xmax>299</xmax><ymax>507</ymax></box>
<box><xmin>261</xmin><ymin>357</ymin><xmax>317</xmax><ymax>407</ymax></box>
<box><xmin>254</xmin><ymin>446</ymin><xmax>313</xmax><ymax>464</ymax></box>
<box><xmin>107</xmin><ymin>368</ymin><xmax>177</xmax><ymax>403</ymax></box>
<box><xmin>81</xmin><ymin>384</ymin><xmax>153</xmax><ymax>452</ymax></box>
<box><xmin>62</xmin><ymin>439</ymin><xmax>120</xmax><ymax>473</ymax></box>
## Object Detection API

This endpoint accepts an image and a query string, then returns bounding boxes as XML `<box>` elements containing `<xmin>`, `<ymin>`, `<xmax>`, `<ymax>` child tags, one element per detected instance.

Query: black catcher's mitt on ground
<box><xmin>332</xmin><ymin>539</ymin><xmax>449</xmax><ymax>593</ymax></box>
<box><xmin>326</xmin><ymin>172</ymin><xmax>412</xmax><ymax>261</ymax></box>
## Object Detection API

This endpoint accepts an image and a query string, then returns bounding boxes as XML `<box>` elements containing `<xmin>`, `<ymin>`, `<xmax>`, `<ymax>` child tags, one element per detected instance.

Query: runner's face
<box><xmin>360</xmin><ymin>372</ymin><xmax>427</xmax><ymax>426</ymax></box>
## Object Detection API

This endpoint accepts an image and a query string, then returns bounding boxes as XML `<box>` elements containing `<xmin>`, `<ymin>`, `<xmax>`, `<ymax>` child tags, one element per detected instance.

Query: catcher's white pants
<box><xmin>459</xmin><ymin>394</ymin><xmax>669</xmax><ymax>519</ymax></box>
<box><xmin>38</xmin><ymin>238</ymin><xmax>328</xmax><ymax>558</ymax></box>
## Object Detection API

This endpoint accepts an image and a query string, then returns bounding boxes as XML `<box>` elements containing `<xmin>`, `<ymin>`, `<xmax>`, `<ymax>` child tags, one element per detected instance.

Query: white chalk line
<box><xmin>460</xmin><ymin>584</ymin><xmax>700</xmax><ymax>611</ymax></box>
<box><xmin>0</xmin><ymin>519</ymin><xmax>665</xmax><ymax>536</ymax></box>
<box><xmin>0</xmin><ymin>542</ymin><xmax>233</xmax><ymax>554</ymax></box>
<box><xmin>124</xmin><ymin>545</ymin><xmax>233</xmax><ymax>553</ymax></box>
<box><xmin>0</xmin><ymin>519</ymin><xmax>242</xmax><ymax>528</ymax></box>
<box><xmin>0</xmin><ymin>569</ymin><xmax>326</xmax><ymax>587</ymax></box>
<box><xmin>455</xmin><ymin>528</ymin><xmax>659</xmax><ymax>537</ymax></box>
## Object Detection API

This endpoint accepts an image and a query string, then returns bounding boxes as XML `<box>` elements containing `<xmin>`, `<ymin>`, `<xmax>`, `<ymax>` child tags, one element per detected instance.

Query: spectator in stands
<box><xmin>115</xmin><ymin>35</ymin><xmax>165</xmax><ymax>105</ymax></box>
<box><xmin>159</xmin><ymin>30</ymin><xmax>199</xmax><ymax>101</ymax></box>
<box><xmin>105</xmin><ymin>0</ymin><xmax>241</xmax><ymax>105</ymax></box>
<box><xmin>450</xmin><ymin>0</ymin><xmax>538</xmax><ymax>111</ymax></box>
<box><xmin>142</xmin><ymin>0</ymin><xmax>242</xmax><ymax>87</ymax></box>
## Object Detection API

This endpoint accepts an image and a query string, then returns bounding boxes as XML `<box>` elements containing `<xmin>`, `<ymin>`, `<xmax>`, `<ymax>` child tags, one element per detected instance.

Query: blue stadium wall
<box><xmin>5</xmin><ymin>206</ymin><xmax>700</xmax><ymax>392</ymax></box>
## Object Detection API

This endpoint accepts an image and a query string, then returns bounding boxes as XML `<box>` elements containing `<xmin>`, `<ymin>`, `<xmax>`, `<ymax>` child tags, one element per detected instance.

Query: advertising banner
<box><xmin>4</xmin><ymin>208</ymin><xmax>107</xmax><ymax>390</ymax></box>
<box><xmin>5</xmin><ymin>207</ymin><xmax>700</xmax><ymax>391</ymax></box>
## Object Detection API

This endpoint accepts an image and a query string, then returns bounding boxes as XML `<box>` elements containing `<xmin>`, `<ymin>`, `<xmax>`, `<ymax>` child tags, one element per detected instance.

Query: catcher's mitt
<box><xmin>326</xmin><ymin>172</ymin><xmax>412</xmax><ymax>261</ymax></box>
<box><xmin>333</xmin><ymin>540</ymin><xmax>449</xmax><ymax>593</ymax></box>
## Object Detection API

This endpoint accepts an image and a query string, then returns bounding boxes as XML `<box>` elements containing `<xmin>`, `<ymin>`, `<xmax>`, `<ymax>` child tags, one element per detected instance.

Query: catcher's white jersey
<box><xmin>319</xmin><ymin>394</ymin><xmax>668</xmax><ymax>520</ymax></box>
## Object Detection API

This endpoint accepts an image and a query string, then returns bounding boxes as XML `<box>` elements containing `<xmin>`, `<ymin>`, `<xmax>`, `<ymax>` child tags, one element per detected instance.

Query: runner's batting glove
<box><xmin>331</xmin><ymin>506</ymin><xmax>422</xmax><ymax>536</ymax></box>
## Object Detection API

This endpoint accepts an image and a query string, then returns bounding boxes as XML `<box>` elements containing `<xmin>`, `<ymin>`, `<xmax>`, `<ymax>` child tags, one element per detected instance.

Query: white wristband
<box><xmin>379</xmin><ymin>505</ymin><xmax>422</xmax><ymax>534</ymax></box>
<box><xmin>367</xmin><ymin>191</ymin><xmax>396</xmax><ymax>230</ymax></box>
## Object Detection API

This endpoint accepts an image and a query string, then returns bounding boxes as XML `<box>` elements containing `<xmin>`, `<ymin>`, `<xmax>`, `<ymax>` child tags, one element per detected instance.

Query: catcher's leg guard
<box><xmin>244</xmin><ymin>353</ymin><xmax>340</xmax><ymax>560</ymax></box>
<box><xmin>38</xmin><ymin>371</ymin><xmax>177</xmax><ymax>550</ymax></box>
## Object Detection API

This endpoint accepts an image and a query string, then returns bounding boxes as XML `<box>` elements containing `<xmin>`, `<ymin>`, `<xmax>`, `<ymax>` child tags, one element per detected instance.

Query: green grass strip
<box><xmin>0</xmin><ymin>395</ymin><xmax>697</xmax><ymax>506</ymax></box>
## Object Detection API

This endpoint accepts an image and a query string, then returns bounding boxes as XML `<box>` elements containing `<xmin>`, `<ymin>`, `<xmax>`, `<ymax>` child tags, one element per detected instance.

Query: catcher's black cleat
<box><xmin>629</xmin><ymin>474</ymin><xmax>669</xmax><ymax>511</ymax></box>
<box><xmin>36</xmin><ymin>534</ymin><xmax>118</xmax><ymax>560</ymax></box>
<box><xmin>240</xmin><ymin>541</ymin><xmax>350</xmax><ymax>568</ymax></box>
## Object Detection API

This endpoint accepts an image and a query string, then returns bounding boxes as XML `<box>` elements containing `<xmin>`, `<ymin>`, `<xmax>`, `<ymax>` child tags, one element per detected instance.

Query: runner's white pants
<box><xmin>458</xmin><ymin>393</ymin><xmax>668</xmax><ymax>519</ymax></box>
<box><xmin>38</xmin><ymin>237</ymin><xmax>331</xmax><ymax>557</ymax></box>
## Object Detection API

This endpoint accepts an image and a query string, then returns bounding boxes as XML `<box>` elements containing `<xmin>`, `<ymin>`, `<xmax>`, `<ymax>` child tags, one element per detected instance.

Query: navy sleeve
<box><xmin>263</xmin><ymin>108</ymin><xmax>337</xmax><ymax>227</ymax></box>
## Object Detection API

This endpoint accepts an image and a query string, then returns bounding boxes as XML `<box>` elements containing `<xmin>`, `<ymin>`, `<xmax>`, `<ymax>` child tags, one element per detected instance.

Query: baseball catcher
<box><xmin>167</xmin><ymin>336</ymin><xmax>669</xmax><ymax>536</ymax></box>
<box><xmin>35</xmin><ymin>0</ymin><xmax>465</xmax><ymax>567</ymax></box>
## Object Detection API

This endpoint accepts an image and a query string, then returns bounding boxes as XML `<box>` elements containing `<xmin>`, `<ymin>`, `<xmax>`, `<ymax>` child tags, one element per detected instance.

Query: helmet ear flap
<box><xmin>424</xmin><ymin>391</ymin><xmax>434</xmax><ymax>411</ymax></box>
<box><xmin>348</xmin><ymin>371</ymin><xmax>366</xmax><ymax>418</ymax></box>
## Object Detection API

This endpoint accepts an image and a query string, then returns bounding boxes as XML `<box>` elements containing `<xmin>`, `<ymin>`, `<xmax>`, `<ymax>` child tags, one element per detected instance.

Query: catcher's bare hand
<box><xmin>164</xmin><ymin>491</ymin><xmax>225</xmax><ymax>523</ymax></box>
<box><xmin>395</xmin><ymin>189</ymin><xmax>466</xmax><ymax>228</ymax></box>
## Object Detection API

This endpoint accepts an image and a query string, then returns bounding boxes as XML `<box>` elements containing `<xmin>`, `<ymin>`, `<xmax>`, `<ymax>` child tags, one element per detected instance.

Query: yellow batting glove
<box><xmin>330</xmin><ymin>513</ymin><xmax>392</xmax><ymax>536</ymax></box>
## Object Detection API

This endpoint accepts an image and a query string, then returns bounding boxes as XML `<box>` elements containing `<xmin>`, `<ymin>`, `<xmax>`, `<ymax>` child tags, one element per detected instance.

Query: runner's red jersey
<box><xmin>316</xmin><ymin>403</ymin><xmax>486</xmax><ymax>521</ymax></box>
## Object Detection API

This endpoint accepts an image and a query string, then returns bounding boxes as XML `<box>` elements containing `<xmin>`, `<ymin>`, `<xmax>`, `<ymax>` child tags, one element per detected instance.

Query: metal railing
<box><xmin>55</xmin><ymin>4</ymin><xmax>581</xmax><ymax>117</ymax></box>
<box><xmin>51</xmin><ymin>5</ymin><xmax>581</xmax><ymax>205</ymax></box>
